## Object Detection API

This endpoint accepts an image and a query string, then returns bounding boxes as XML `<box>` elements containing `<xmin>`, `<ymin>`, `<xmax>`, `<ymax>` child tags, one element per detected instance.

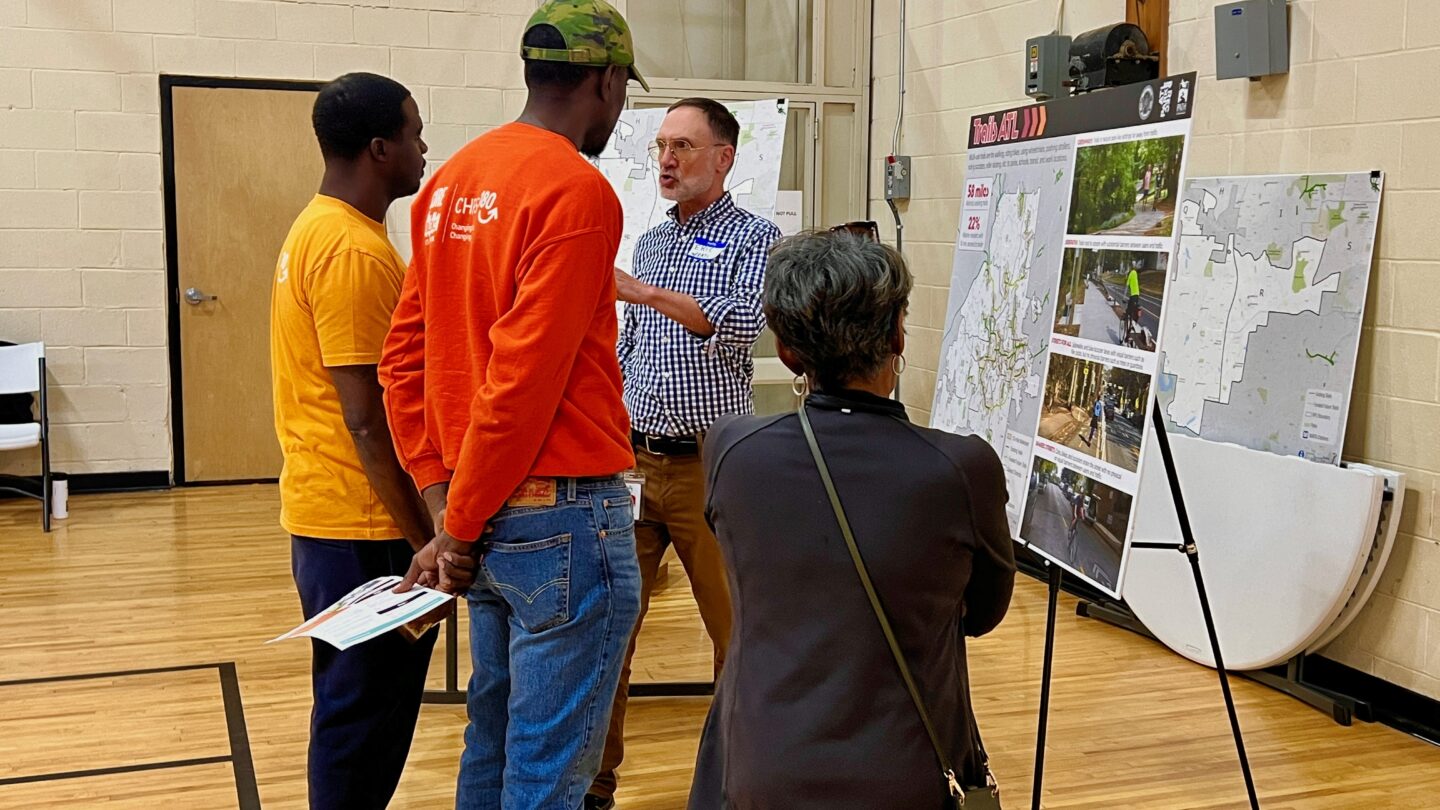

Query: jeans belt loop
<box><xmin>566</xmin><ymin>477</ymin><xmax>577</xmax><ymax>502</ymax></box>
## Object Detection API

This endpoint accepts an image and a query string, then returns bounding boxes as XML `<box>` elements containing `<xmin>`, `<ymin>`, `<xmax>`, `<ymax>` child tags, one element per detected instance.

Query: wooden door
<box><xmin>171</xmin><ymin>85</ymin><xmax>322</xmax><ymax>483</ymax></box>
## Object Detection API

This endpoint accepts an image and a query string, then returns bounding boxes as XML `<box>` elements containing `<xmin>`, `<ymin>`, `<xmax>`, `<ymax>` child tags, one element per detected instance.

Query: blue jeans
<box><xmin>291</xmin><ymin>537</ymin><xmax>437</xmax><ymax>810</ymax></box>
<box><xmin>457</xmin><ymin>477</ymin><xmax>642</xmax><ymax>810</ymax></box>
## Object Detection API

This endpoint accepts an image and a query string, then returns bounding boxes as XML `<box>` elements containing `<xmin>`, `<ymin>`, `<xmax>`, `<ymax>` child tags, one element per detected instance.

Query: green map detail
<box><xmin>1327</xmin><ymin>202</ymin><xmax>1348</xmax><ymax>231</ymax></box>
<box><xmin>1299</xmin><ymin>175</ymin><xmax>1328</xmax><ymax>201</ymax></box>
<box><xmin>1293</xmin><ymin>257</ymin><xmax>1310</xmax><ymax>292</ymax></box>
<box><xmin>1306</xmin><ymin>349</ymin><xmax>1338</xmax><ymax>366</ymax></box>
<box><xmin>1205</xmin><ymin>260</ymin><xmax>1214</xmax><ymax>278</ymax></box>
<box><xmin>1258</xmin><ymin>388</ymin><xmax>1269</xmax><ymax>404</ymax></box>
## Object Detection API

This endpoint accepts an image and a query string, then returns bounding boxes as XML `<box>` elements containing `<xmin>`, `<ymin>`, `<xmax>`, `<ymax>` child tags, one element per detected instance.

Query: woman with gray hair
<box><xmin>688</xmin><ymin>230</ymin><xmax>1016</xmax><ymax>809</ymax></box>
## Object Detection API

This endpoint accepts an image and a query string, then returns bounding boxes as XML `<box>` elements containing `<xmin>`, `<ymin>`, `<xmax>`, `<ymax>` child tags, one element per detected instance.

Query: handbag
<box><xmin>798</xmin><ymin>404</ymin><xmax>1002</xmax><ymax>809</ymax></box>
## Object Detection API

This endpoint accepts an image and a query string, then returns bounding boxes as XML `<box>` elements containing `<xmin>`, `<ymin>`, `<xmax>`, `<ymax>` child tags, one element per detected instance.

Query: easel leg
<box><xmin>1185</xmin><ymin>547</ymin><xmax>1261</xmax><ymax>808</ymax></box>
<box><xmin>1032</xmin><ymin>563</ymin><xmax>1062</xmax><ymax>810</ymax></box>
<box><xmin>423</xmin><ymin>603</ymin><xmax>466</xmax><ymax>705</ymax></box>
<box><xmin>1150</xmin><ymin>401</ymin><xmax>1260</xmax><ymax>810</ymax></box>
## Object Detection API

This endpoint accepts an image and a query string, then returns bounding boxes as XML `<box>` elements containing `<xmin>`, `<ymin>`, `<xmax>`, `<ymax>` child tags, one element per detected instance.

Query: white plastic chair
<box><xmin>0</xmin><ymin>342</ymin><xmax>51</xmax><ymax>531</ymax></box>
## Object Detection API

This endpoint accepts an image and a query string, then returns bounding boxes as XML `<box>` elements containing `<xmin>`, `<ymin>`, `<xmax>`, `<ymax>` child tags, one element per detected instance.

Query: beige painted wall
<box><xmin>0</xmin><ymin>0</ymin><xmax>537</xmax><ymax>475</ymax></box>
<box><xmin>870</xmin><ymin>0</ymin><xmax>1440</xmax><ymax>699</ymax></box>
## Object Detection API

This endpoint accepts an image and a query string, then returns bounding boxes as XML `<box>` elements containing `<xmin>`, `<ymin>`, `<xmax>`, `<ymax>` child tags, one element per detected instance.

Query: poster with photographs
<box><xmin>933</xmin><ymin>75</ymin><xmax>1196</xmax><ymax>596</ymax></box>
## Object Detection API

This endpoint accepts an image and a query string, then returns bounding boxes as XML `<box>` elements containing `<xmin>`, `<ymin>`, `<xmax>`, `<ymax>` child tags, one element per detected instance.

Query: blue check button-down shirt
<box><xmin>619</xmin><ymin>193</ymin><xmax>782</xmax><ymax>437</ymax></box>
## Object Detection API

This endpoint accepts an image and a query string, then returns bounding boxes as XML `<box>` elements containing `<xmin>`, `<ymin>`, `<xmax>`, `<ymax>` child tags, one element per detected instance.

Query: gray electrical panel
<box><xmin>1215</xmin><ymin>0</ymin><xmax>1289</xmax><ymax>80</ymax></box>
<box><xmin>1025</xmin><ymin>34</ymin><xmax>1071</xmax><ymax>100</ymax></box>
<box><xmin>884</xmin><ymin>155</ymin><xmax>911</xmax><ymax>201</ymax></box>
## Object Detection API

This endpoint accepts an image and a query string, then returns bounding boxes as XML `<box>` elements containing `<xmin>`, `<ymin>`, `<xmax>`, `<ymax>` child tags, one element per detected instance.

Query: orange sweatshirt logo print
<box><xmin>477</xmin><ymin>190</ymin><xmax>499</xmax><ymax>224</ymax></box>
<box><xmin>424</xmin><ymin>186</ymin><xmax>448</xmax><ymax>243</ymax></box>
<box><xmin>449</xmin><ymin>190</ymin><xmax>499</xmax><ymax>242</ymax></box>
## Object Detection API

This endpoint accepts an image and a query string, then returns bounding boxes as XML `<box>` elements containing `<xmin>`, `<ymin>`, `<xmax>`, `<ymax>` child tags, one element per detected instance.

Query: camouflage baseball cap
<box><xmin>521</xmin><ymin>0</ymin><xmax>649</xmax><ymax>92</ymax></box>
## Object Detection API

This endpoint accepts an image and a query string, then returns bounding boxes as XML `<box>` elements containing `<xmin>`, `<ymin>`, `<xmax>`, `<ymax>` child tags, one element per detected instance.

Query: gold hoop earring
<box><xmin>791</xmin><ymin>374</ymin><xmax>809</xmax><ymax>397</ymax></box>
<box><xmin>892</xmin><ymin>354</ymin><xmax>907</xmax><ymax>375</ymax></box>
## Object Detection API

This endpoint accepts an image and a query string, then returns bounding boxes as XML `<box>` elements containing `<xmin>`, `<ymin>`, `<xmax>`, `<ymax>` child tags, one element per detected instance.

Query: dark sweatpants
<box><xmin>291</xmin><ymin>536</ymin><xmax>438</xmax><ymax>810</ymax></box>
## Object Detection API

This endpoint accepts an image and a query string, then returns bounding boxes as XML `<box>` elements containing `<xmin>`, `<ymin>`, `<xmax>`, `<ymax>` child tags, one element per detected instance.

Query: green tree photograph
<box><xmin>1067</xmin><ymin>135</ymin><xmax>1186</xmax><ymax>236</ymax></box>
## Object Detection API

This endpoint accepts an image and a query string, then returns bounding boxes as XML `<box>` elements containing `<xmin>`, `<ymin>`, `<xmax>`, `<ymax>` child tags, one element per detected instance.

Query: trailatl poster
<box><xmin>932</xmin><ymin>74</ymin><xmax>1197</xmax><ymax>597</ymax></box>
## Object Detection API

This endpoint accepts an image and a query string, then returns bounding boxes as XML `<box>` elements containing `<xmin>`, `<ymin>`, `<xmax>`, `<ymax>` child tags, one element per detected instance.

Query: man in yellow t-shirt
<box><xmin>269</xmin><ymin>72</ymin><xmax>449</xmax><ymax>810</ymax></box>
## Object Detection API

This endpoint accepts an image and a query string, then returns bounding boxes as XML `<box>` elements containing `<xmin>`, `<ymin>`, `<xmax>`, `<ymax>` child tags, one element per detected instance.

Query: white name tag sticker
<box><xmin>689</xmin><ymin>236</ymin><xmax>726</xmax><ymax>260</ymax></box>
<box><xmin>623</xmin><ymin>473</ymin><xmax>645</xmax><ymax>521</ymax></box>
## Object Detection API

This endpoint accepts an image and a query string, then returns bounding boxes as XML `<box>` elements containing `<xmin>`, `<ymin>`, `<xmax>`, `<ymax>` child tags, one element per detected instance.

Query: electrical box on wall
<box><xmin>1025</xmin><ymin>34</ymin><xmax>1071</xmax><ymax>101</ymax></box>
<box><xmin>884</xmin><ymin>155</ymin><xmax>911</xmax><ymax>202</ymax></box>
<box><xmin>1215</xmin><ymin>0</ymin><xmax>1290</xmax><ymax>80</ymax></box>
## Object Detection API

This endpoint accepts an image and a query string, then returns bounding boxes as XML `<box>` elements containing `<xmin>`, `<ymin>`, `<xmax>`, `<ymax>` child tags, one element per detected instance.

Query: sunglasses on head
<box><xmin>828</xmin><ymin>220</ymin><xmax>880</xmax><ymax>242</ymax></box>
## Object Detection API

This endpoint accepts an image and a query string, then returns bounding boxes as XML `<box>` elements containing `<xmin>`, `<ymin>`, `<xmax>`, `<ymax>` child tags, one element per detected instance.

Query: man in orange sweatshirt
<box><xmin>379</xmin><ymin>2</ymin><xmax>647</xmax><ymax>807</ymax></box>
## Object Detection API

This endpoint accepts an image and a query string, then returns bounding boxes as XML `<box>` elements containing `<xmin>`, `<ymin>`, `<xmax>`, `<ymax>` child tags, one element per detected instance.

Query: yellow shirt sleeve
<box><xmin>307</xmin><ymin>248</ymin><xmax>398</xmax><ymax>368</ymax></box>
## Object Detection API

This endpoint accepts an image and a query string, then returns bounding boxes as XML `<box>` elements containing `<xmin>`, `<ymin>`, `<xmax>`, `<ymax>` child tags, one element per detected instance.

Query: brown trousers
<box><xmin>589</xmin><ymin>444</ymin><xmax>733</xmax><ymax>799</ymax></box>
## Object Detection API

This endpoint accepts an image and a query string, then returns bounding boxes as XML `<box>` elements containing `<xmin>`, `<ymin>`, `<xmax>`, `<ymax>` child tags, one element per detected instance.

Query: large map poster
<box><xmin>1158</xmin><ymin>172</ymin><xmax>1383</xmax><ymax>464</ymax></box>
<box><xmin>594</xmin><ymin>99</ymin><xmax>788</xmax><ymax>273</ymax></box>
<box><xmin>933</xmin><ymin>75</ymin><xmax>1196</xmax><ymax>597</ymax></box>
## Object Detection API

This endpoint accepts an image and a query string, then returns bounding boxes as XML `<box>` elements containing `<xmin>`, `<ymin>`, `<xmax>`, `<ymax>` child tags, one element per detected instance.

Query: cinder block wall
<box><xmin>1171</xmin><ymin>0</ymin><xmax>1440</xmax><ymax>700</ymax></box>
<box><xmin>0</xmin><ymin>0</ymin><xmax>535</xmax><ymax>474</ymax></box>
<box><xmin>870</xmin><ymin>0</ymin><xmax>1440</xmax><ymax>699</ymax></box>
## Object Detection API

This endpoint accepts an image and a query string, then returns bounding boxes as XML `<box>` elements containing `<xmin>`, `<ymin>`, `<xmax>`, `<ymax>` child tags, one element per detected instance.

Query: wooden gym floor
<box><xmin>2</xmin><ymin>486</ymin><xmax>1438</xmax><ymax>809</ymax></box>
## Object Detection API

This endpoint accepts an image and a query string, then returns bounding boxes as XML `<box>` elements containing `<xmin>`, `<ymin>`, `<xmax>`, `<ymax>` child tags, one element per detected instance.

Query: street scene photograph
<box><xmin>1053</xmin><ymin>248</ymin><xmax>1168</xmax><ymax>351</ymax></box>
<box><xmin>1021</xmin><ymin>457</ymin><xmax>1130</xmax><ymax>592</ymax></box>
<box><xmin>1038</xmin><ymin>353</ymin><xmax>1152</xmax><ymax>473</ymax></box>
<box><xmin>1067</xmin><ymin>134</ymin><xmax>1186</xmax><ymax>237</ymax></box>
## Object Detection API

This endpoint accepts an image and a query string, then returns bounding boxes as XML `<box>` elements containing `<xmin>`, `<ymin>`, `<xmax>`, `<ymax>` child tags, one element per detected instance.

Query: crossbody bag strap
<box><xmin>797</xmin><ymin>404</ymin><xmax>966</xmax><ymax>800</ymax></box>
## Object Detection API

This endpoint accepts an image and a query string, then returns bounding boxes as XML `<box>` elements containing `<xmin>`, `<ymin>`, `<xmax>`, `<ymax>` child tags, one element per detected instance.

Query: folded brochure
<box><xmin>270</xmin><ymin>575</ymin><xmax>452</xmax><ymax>651</ymax></box>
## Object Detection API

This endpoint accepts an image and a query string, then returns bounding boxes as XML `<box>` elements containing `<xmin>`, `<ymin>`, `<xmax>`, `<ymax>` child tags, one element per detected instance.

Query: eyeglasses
<box><xmin>829</xmin><ymin>220</ymin><xmax>880</xmax><ymax>242</ymax></box>
<box><xmin>648</xmin><ymin>138</ymin><xmax>719</xmax><ymax>162</ymax></box>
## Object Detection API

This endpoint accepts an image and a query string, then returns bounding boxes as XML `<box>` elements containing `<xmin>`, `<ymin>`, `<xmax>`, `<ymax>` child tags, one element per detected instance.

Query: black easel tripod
<box><xmin>1029</xmin><ymin>400</ymin><xmax>1261</xmax><ymax>810</ymax></box>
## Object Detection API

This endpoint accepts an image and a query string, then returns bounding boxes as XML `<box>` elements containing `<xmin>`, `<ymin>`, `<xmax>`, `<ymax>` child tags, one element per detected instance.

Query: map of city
<box><xmin>593</xmin><ymin>99</ymin><xmax>789</xmax><ymax>272</ymax></box>
<box><xmin>933</xmin><ymin>141</ymin><xmax>1072</xmax><ymax>523</ymax></box>
<box><xmin>1158</xmin><ymin>172</ymin><xmax>1383</xmax><ymax>464</ymax></box>
<box><xmin>933</xmin><ymin>185</ymin><xmax>1050</xmax><ymax>444</ymax></box>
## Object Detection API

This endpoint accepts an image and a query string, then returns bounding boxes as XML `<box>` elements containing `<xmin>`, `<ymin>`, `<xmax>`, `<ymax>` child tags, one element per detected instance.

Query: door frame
<box><xmin>161</xmin><ymin>75</ymin><xmax>324</xmax><ymax>485</ymax></box>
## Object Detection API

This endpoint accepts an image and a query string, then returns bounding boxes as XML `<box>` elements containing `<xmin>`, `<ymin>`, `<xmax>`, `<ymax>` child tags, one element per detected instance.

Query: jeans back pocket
<box><xmin>483</xmin><ymin>533</ymin><xmax>572</xmax><ymax>633</ymax></box>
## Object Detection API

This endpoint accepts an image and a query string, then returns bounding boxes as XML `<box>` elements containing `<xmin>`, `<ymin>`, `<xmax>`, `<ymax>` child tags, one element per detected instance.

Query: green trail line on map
<box><xmin>1299</xmin><ymin>175</ymin><xmax>1328</xmax><ymax>201</ymax></box>
<box><xmin>1305</xmin><ymin>349</ymin><xmax>1337</xmax><ymax>366</ymax></box>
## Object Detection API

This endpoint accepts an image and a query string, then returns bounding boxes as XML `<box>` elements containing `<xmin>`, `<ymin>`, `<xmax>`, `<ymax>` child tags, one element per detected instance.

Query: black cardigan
<box><xmin>688</xmin><ymin>389</ymin><xmax>1016</xmax><ymax>809</ymax></box>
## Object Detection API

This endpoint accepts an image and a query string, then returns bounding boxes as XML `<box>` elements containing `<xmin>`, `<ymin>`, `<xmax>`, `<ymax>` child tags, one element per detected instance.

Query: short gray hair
<box><xmin>763</xmin><ymin>231</ymin><xmax>912</xmax><ymax>390</ymax></box>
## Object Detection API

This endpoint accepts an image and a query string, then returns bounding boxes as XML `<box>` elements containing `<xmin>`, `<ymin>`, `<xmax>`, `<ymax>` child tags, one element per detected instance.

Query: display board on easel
<box><xmin>932</xmin><ymin>74</ymin><xmax>1196</xmax><ymax>598</ymax></box>
<box><xmin>1157</xmin><ymin>171</ymin><xmax>1384</xmax><ymax>465</ymax></box>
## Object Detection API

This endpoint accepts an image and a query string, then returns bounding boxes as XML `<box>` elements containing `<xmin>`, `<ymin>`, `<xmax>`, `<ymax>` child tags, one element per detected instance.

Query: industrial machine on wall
<box><xmin>1025</xmin><ymin>23</ymin><xmax>1160</xmax><ymax>101</ymax></box>
<box><xmin>1068</xmin><ymin>23</ymin><xmax>1161</xmax><ymax>93</ymax></box>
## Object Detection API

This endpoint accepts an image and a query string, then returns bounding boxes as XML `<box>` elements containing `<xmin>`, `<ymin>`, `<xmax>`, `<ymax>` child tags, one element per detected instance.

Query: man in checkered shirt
<box><xmin>587</xmin><ymin>97</ymin><xmax>781</xmax><ymax>810</ymax></box>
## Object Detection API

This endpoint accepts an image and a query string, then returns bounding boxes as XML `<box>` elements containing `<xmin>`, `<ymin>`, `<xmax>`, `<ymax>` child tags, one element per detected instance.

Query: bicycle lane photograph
<box><xmin>1020</xmin><ymin>456</ymin><xmax>1132</xmax><ymax>593</ymax></box>
<box><xmin>1053</xmin><ymin>247</ymin><xmax>1168</xmax><ymax>352</ymax></box>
